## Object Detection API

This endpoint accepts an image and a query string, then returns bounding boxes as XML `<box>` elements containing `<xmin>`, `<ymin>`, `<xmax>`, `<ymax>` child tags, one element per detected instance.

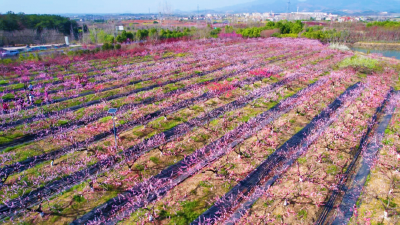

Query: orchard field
<box><xmin>0</xmin><ymin>38</ymin><xmax>400</xmax><ymax>225</ymax></box>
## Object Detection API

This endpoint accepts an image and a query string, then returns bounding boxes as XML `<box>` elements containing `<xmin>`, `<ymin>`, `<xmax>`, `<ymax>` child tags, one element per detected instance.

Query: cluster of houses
<box><xmin>231</xmin><ymin>12</ymin><xmax>370</xmax><ymax>22</ymax></box>
<box><xmin>69</xmin><ymin>12</ymin><xmax>397</xmax><ymax>28</ymax></box>
<box><xmin>176</xmin><ymin>12</ymin><xmax>377</xmax><ymax>24</ymax></box>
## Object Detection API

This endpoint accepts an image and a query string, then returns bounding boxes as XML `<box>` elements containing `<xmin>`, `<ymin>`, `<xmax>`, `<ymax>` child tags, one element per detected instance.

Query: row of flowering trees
<box><xmin>3</xmin><ymin>38</ymin><xmax>389</xmax><ymax>224</ymax></box>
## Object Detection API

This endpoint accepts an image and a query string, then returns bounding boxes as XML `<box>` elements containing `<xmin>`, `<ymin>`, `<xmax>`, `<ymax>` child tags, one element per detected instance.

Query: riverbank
<box><xmin>351</xmin><ymin>46</ymin><xmax>400</xmax><ymax>61</ymax></box>
<box><xmin>350</xmin><ymin>42</ymin><xmax>400</xmax><ymax>51</ymax></box>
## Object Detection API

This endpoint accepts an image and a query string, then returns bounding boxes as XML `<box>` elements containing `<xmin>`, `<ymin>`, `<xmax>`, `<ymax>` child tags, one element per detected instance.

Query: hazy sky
<box><xmin>1</xmin><ymin>0</ymin><xmax>256</xmax><ymax>14</ymax></box>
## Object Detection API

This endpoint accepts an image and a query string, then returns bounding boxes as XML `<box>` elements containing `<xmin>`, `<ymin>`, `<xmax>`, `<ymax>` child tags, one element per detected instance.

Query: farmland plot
<box><xmin>0</xmin><ymin>37</ymin><xmax>399</xmax><ymax>225</ymax></box>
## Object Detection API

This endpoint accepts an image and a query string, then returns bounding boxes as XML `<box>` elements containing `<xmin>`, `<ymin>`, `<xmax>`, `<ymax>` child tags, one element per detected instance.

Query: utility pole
<box><xmin>198</xmin><ymin>5</ymin><xmax>200</xmax><ymax>22</ymax></box>
<box><xmin>82</xmin><ymin>22</ymin><xmax>84</xmax><ymax>44</ymax></box>
<box><xmin>107</xmin><ymin>108</ymin><xmax>118</xmax><ymax>149</ymax></box>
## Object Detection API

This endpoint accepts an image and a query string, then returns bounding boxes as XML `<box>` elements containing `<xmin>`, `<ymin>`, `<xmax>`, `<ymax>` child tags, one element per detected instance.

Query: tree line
<box><xmin>114</xmin><ymin>27</ymin><xmax>191</xmax><ymax>43</ymax></box>
<box><xmin>237</xmin><ymin>21</ymin><xmax>304</xmax><ymax>38</ymax></box>
<box><xmin>366</xmin><ymin>21</ymin><xmax>400</xmax><ymax>28</ymax></box>
<box><xmin>0</xmin><ymin>11</ymin><xmax>78</xmax><ymax>35</ymax></box>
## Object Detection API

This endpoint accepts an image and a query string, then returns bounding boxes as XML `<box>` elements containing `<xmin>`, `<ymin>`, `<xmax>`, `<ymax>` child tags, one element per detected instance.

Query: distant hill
<box><xmin>217</xmin><ymin>0</ymin><xmax>400</xmax><ymax>13</ymax></box>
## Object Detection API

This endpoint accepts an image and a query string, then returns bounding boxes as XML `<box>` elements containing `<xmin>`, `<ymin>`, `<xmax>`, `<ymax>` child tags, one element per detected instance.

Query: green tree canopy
<box><xmin>0</xmin><ymin>11</ymin><xmax>78</xmax><ymax>35</ymax></box>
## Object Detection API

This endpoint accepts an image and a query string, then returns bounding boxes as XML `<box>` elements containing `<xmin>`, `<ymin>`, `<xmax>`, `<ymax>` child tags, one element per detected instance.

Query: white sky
<box><xmin>1</xmin><ymin>0</ymin><xmax>256</xmax><ymax>14</ymax></box>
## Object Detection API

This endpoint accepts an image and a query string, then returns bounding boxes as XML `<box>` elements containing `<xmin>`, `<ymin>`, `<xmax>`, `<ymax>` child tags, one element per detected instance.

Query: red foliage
<box><xmin>302</xmin><ymin>21</ymin><xmax>328</xmax><ymax>26</ymax></box>
<box><xmin>94</xmin><ymin>84</ymin><xmax>104</xmax><ymax>92</ymax></box>
<box><xmin>208</xmin><ymin>81</ymin><xmax>236</xmax><ymax>97</ymax></box>
<box><xmin>249</xmin><ymin>68</ymin><xmax>274</xmax><ymax>78</ymax></box>
<box><xmin>218</xmin><ymin>32</ymin><xmax>243</xmax><ymax>39</ymax></box>
<box><xmin>260</xmin><ymin>29</ymin><xmax>280</xmax><ymax>38</ymax></box>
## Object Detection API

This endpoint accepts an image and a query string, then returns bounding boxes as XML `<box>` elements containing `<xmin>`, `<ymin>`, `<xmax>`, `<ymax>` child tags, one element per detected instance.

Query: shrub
<box><xmin>271</xmin><ymin>32</ymin><xmax>281</xmax><ymax>38</ymax></box>
<box><xmin>298</xmin><ymin>209</ymin><xmax>308</xmax><ymax>219</ymax></box>
<box><xmin>2</xmin><ymin>93</ymin><xmax>14</xmax><ymax>100</ymax></box>
<box><xmin>301</xmin><ymin>30</ymin><xmax>325</xmax><ymax>40</ymax></box>
<box><xmin>329</xmin><ymin>43</ymin><xmax>350</xmax><ymax>51</ymax></box>
<box><xmin>298</xmin><ymin>157</ymin><xmax>307</xmax><ymax>164</ymax></box>
<box><xmin>126</xmin><ymin>32</ymin><xmax>134</xmax><ymax>40</ymax></box>
<box><xmin>101</xmin><ymin>43</ymin><xmax>108</xmax><ymax>51</ymax></box>
<box><xmin>73</xmin><ymin>194</ymin><xmax>85</xmax><ymax>203</ymax></box>
<box><xmin>116</xmin><ymin>35</ymin><xmax>126</xmax><ymax>43</ymax></box>
<box><xmin>167</xmin><ymin>201</ymin><xmax>201</xmax><ymax>224</ymax></box>
<box><xmin>238</xmin><ymin>20</ymin><xmax>303</xmax><ymax>38</ymax></box>
<box><xmin>301</xmin><ymin>28</ymin><xmax>346</xmax><ymax>42</ymax></box>
<box><xmin>327</xmin><ymin>165</ymin><xmax>338</xmax><ymax>175</ymax></box>
<box><xmin>338</xmin><ymin>55</ymin><xmax>382</xmax><ymax>74</ymax></box>
<box><xmin>210</xmin><ymin>28</ymin><xmax>222</xmax><ymax>38</ymax></box>
<box><xmin>159</xmin><ymin>29</ymin><xmax>189</xmax><ymax>39</ymax></box>
<box><xmin>0</xmin><ymin>80</ymin><xmax>9</xmax><ymax>85</ymax></box>
<box><xmin>102</xmin><ymin>43</ymin><xmax>114</xmax><ymax>51</ymax></box>
<box><xmin>199</xmin><ymin>181</ymin><xmax>213</xmax><ymax>188</ymax></box>
<box><xmin>99</xmin><ymin>116</ymin><xmax>112</xmax><ymax>123</ymax></box>
<box><xmin>149</xmin><ymin>156</ymin><xmax>160</xmax><ymax>164</ymax></box>
<box><xmin>0</xmin><ymin>58</ymin><xmax>15</xmax><ymax>65</ymax></box>
<box><xmin>366</xmin><ymin>21</ymin><xmax>400</xmax><ymax>28</ymax></box>
<box><xmin>280</xmin><ymin>33</ymin><xmax>298</xmax><ymax>38</ymax></box>
<box><xmin>136</xmin><ymin>29</ymin><xmax>149</xmax><ymax>40</ymax></box>
<box><xmin>134</xmin><ymin>164</ymin><xmax>144</xmax><ymax>171</ymax></box>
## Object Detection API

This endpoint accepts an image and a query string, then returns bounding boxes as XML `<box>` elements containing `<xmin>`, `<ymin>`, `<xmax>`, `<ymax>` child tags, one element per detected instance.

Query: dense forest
<box><xmin>0</xmin><ymin>11</ymin><xmax>78</xmax><ymax>35</ymax></box>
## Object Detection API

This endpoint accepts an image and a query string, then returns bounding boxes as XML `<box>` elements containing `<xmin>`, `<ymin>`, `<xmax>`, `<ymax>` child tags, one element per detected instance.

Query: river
<box><xmin>351</xmin><ymin>47</ymin><xmax>400</xmax><ymax>60</ymax></box>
